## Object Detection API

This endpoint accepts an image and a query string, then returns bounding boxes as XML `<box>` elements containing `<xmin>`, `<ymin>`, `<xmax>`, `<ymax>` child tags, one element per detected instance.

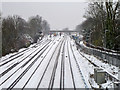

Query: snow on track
<box><xmin>24</xmin><ymin>36</ymin><xmax>62</xmax><ymax>88</ymax></box>
<box><xmin>0</xmin><ymin>35</ymin><xmax>91</xmax><ymax>89</ymax></box>
<box><xmin>64</xmin><ymin>37</ymin><xmax>74</xmax><ymax>88</ymax></box>
<box><xmin>67</xmin><ymin>39</ymin><xmax>86</xmax><ymax>88</ymax></box>
<box><xmin>14</xmin><ymin>41</ymin><xmax>54</xmax><ymax>88</ymax></box>
<box><xmin>0</xmin><ymin>40</ymin><xmax>51</xmax><ymax>79</ymax></box>
<box><xmin>1</xmin><ymin>40</ymin><xmax>52</xmax><ymax>88</ymax></box>
<box><xmin>37</xmin><ymin>38</ymin><xmax>63</xmax><ymax>88</ymax></box>
<box><xmin>53</xmin><ymin>39</ymin><xmax>65</xmax><ymax>88</ymax></box>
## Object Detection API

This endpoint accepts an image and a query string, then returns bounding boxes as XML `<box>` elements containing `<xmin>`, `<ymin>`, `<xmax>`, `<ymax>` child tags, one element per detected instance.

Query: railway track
<box><xmin>0</xmin><ymin>39</ymin><xmax>54</xmax><ymax>86</ymax></box>
<box><xmin>21</xmin><ymin>38</ymin><xmax>56</xmax><ymax>89</ymax></box>
<box><xmin>0</xmin><ymin>37</ymin><xmax>50</xmax><ymax>63</ymax></box>
<box><xmin>6</xmin><ymin>46</ymin><xmax>50</xmax><ymax>90</ymax></box>
<box><xmin>0</xmin><ymin>39</ymin><xmax>50</xmax><ymax>66</ymax></box>
<box><xmin>60</xmin><ymin>38</ymin><xmax>66</xmax><ymax>89</ymax></box>
<box><xmin>69</xmin><ymin>39</ymin><xmax>88</xmax><ymax>88</ymax></box>
<box><xmin>0</xmin><ymin>39</ymin><xmax>46</xmax><ymax>63</ymax></box>
<box><xmin>0</xmin><ymin>40</ymin><xmax>51</xmax><ymax>78</ymax></box>
<box><xmin>36</xmin><ymin>38</ymin><xmax>64</xmax><ymax>89</ymax></box>
<box><xmin>1</xmin><ymin>36</ymin><xmax>62</xmax><ymax>89</ymax></box>
<box><xmin>1</xmin><ymin>38</ymin><xmax>57</xmax><ymax>90</ymax></box>
<box><xmin>2</xmin><ymin>39</ymin><xmax>51</xmax><ymax>67</ymax></box>
<box><xmin>67</xmin><ymin>41</ymin><xmax>76</xmax><ymax>89</ymax></box>
<box><xmin>48</xmin><ymin>39</ymin><xmax>64</xmax><ymax>89</ymax></box>
<box><xmin>0</xmin><ymin>36</ymin><xmax>91</xmax><ymax>89</ymax></box>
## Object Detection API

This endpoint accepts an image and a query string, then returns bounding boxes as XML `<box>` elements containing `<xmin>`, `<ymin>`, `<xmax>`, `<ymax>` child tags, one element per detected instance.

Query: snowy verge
<box><xmin>71</xmin><ymin>39</ymin><xmax>119</xmax><ymax>88</ymax></box>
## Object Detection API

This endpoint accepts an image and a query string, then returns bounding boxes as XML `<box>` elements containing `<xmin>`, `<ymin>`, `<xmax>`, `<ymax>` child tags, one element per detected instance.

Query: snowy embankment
<box><xmin>72</xmin><ymin>39</ymin><xmax>119</xmax><ymax>88</ymax></box>
<box><xmin>80</xmin><ymin>41</ymin><xmax>119</xmax><ymax>80</ymax></box>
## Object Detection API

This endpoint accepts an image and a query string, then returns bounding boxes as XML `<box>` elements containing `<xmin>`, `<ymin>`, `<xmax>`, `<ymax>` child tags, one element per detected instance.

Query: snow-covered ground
<box><xmin>80</xmin><ymin>40</ymin><xmax>119</xmax><ymax>79</ymax></box>
<box><xmin>0</xmin><ymin>34</ymin><xmax>119</xmax><ymax>89</ymax></box>
<box><xmin>73</xmin><ymin>40</ymin><xmax>119</xmax><ymax>88</ymax></box>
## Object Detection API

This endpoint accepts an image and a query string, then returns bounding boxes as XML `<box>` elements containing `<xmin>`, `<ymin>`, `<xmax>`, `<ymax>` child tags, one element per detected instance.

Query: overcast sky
<box><xmin>2</xmin><ymin>2</ymin><xmax>88</xmax><ymax>30</ymax></box>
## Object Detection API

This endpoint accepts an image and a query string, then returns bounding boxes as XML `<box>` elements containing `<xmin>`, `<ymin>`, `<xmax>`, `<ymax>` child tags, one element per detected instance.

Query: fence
<box><xmin>75</xmin><ymin>41</ymin><xmax>120</xmax><ymax>68</ymax></box>
<box><xmin>75</xmin><ymin>41</ymin><xmax>120</xmax><ymax>89</ymax></box>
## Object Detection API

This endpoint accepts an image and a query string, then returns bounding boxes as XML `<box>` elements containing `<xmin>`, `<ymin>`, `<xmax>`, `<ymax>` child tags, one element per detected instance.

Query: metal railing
<box><xmin>75</xmin><ymin>41</ymin><xmax>120</xmax><ymax>68</ymax></box>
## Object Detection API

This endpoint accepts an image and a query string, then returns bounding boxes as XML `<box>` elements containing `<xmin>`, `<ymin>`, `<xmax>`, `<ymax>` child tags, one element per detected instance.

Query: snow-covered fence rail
<box><xmin>75</xmin><ymin>41</ymin><xmax>120</xmax><ymax>68</ymax></box>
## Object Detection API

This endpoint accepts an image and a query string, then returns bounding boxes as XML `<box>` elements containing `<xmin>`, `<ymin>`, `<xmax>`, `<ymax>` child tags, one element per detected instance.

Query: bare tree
<box><xmin>79</xmin><ymin>1</ymin><xmax>120</xmax><ymax>50</ymax></box>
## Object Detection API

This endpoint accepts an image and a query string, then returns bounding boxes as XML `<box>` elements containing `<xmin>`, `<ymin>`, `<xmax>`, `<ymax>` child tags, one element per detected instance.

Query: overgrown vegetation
<box><xmin>2</xmin><ymin>15</ymin><xmax>50</xmax><ymax>56</ymax></box>
<box><xmin>0</xmin><ymin>12</ymin><xmax>2</xmax><ymax>57</ymax></box>
<box><xmin>76</xmin><ymin>1</ymin><xmax>120</xmax><ymax>51</ymax></box>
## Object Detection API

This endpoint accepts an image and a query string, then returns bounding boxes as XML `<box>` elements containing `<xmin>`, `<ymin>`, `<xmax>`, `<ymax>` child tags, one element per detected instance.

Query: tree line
<box><xmin>76</xmin><ymin>1</ymin><xmax>120</xmax><ymax>51</ymax></box>
<box><xmin>2</xmin><ymin>15</ymin><xmax>50</xmax><ymax>56</ymax></box>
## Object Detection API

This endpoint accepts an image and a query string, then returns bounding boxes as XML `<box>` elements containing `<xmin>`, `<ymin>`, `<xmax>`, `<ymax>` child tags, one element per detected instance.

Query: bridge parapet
<box><xmin>50</xmin><ymin>30</ymin><xmax>80</xmax><ymax>32</ymax></box>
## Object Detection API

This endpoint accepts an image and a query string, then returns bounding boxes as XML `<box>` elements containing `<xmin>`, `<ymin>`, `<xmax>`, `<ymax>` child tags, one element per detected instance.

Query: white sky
<box><xmin>2</xmin><ymin>2</ymin><xmax>88</xmax><ymax>30</ymax></box>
